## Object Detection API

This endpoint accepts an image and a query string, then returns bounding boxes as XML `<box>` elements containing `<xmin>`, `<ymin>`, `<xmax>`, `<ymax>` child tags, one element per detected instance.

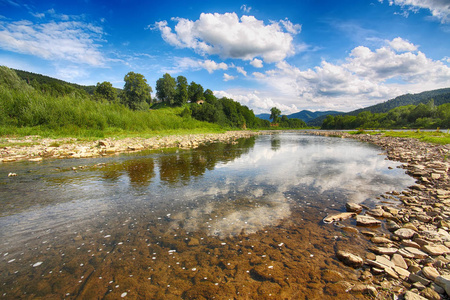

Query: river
<box><xmin>0</xmin><ymin>132</ymin><xmax>415</xmax><ymax>299</ymax></box>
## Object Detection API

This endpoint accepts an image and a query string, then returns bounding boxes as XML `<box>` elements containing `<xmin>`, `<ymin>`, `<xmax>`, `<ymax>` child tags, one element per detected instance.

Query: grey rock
<box><xmin>356</xmin><ymin>215</ymin><xmax>381</xmax><ymax>226</ymax></box>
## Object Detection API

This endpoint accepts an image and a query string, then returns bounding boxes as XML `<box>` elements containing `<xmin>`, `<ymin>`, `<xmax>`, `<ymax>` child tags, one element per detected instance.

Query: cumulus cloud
<box><xmin>153</xmin><ymin>12</ymin><xmax>300</xmax><ymax>63</ymax></box>
<box><xmin>223</xmin><ymin>73</ymin><xmax>236</xmax><ymax>81</ymax></box>
<box><xmin>386</xmin><ymin>0</ymin><xmax>450</xmax><ymax>23</ymax></box>
<box><xmin>162</xmin><ymin>57</ymin><xmax>228</xmax><ymax>74</ymax></box>
<box><xmin>250</xmin><ymin>58</ymin><xmax>264</xmax><ymax>68</ymax></box>
<box><xmin>0</xmin><ymin>19</ymin><xmax>106</xmax><ymax>66</ymax></box>
<box><xmin>214</xmin><ymin>89</ymin><xmax>299</xmax><ymax>114</ymax></box>
<box><xmin>224</xmin><ymin>37</ymin><xmax>450</xmax><ymax>113</ymax></box>
<box><xmin>199</xmin><ymin>59</ymin><xmax>228</xmax><ymax>73</ymax></box>
<box><xmin>388</xmin><ymin>37</ymin><xmax>418</xmax><ymax>52</ymax></box>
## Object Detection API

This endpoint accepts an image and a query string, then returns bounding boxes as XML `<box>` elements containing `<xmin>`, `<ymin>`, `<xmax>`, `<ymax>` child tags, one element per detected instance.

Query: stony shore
<box><xmin>312</xmin><ymin>130</ymin><xmax>450</xmax><ymax>300</ymax></box>
<box><xmin>0</xmin><ymin>131</ymin><xmax>260</xmax><ymax>163</ymax></box>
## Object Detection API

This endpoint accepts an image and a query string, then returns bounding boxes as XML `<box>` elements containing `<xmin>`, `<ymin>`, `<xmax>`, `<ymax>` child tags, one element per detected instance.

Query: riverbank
<box><xmin>311</xmin><ymin>130</ymin><xmax>450</xmax><ymax>299</ymax></box>
<box><xmin>0</xmin><ymin>131</ymin><xmax>260</xmax><ymax>163</ymax></box>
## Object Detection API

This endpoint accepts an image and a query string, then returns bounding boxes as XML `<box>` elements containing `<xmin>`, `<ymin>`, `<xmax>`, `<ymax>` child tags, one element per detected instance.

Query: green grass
<box><xmin>350</xmin><ymin>129</ymin><xmax>450</xmax><ymax>145</ymax></box>
<box><xmin>382</xmin><ymin>130</ymin><xmax>450</xmax><ymax>145</ymax></box>
<box><xmin>0</xmin><ymin>84</ymin><xmax>223</xmax><ymax>139</ymax></box>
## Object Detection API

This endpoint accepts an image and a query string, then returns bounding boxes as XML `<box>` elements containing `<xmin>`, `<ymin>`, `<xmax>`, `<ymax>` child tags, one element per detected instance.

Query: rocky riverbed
<box><xmin>0</xmin><ymin>131</ymin><xmax>260</xmax><ymax>163</ymax></box>
<box><xmin>312</xmin><ymin>131</ymin><xmax>450</xmax><ymax>300</ymax></box>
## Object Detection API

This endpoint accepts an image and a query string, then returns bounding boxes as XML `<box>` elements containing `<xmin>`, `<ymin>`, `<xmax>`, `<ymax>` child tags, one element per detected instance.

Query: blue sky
<box><xmin>1</xmin><ymin>0</ymin><xmax>450</xmax><ymax>114</ymax></box>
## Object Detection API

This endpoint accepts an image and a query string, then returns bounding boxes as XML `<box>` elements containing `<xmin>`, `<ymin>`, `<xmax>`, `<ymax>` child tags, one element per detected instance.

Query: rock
<box><xmin>404</xmin><ymin>291</ymin><xmax>427</xmax><ymax>300</ymax></box>
<box><xmin>402</xmin><ymin>247</ymin><xmax>429</xmax><ymax>259</ymax></box>
<box><xmin>392</xmin><ymin>253</ymin><xmax>408</xmax><ymax>269</ymax></box>
<box><xmin>395</xmin><ymin>228</ymin><xmax>417</xmax><ymax>239</ymax></box>
<box><xmin>420</xmin><ymin>287</ymin><xmax>441</xmax><ymax>300</ymax></box>
<box><xmin>402</xmin><ymin>240</ymin><xmax>421</xmax><ymax>249</ymax></box>
<box><xmin>392</xmin><ymin>266</ymin><xmax>410</xmax><ymax>279</ymax></box>
<box><xmin>371</xmin><ymin>236</ymin><xmax>392</xmax><ymax>244</ymax></box>
<box><xmin>376</xmin><ymin>247</ymin><xmax>398</xmax><ymax>255</ymax></box>
<box><xmin>335</xmin><ymin>250</ymin><xmax>363</xmax><ymax>268</ymax></box>
<box><xmin>376</xmin><ymin>255</ymin><xmax>395</xmax><ymax>268</ymax></box>
<box><xmin>435</xmin><ymin>275</ymin><xmax>450</xmax><ymax>296</ymax></box>
<box><xmin>385</xmin><ymin>267</ymin><xmax>399</xmax><ymax>279</ymax></box>
<box><xmin>345</xmin><ymin>202</ymin><xmax>362</xmax><ymax>212</ymax></box>
<box><xmin>422</xmin><ymin>244</ymin><xmax>450</xmax><ymax>256</ymax></box>
<box><xmin>367</xmin><ymin>208</ymin><xmax>384</xmax><ymax>217</ymax></box>
<box><xmin>323</xmin><ymin>212</ymin><xmax>356</xmax><ymax>224</ymax></box>
<box><xmin>422</xmin><ymin>266</ymin><xmax>440</xmax><ymax>281</ymax></box>
<box><xmin>409</xmin><ymin>273</ymin><xmax>431</xmax><ymax>286</ymax></box>
<box><xmin>356</xmin><ymin>215</ymin><xmax>381</xmax><ymax>226</ymax></box>
<box><xmin>350</xmin><ymin>284</ymin><xmax>377</xmax><ymax>297</ymax></box>
<box><xmin>386</xmin><ymin>220</ymin><xmax>401</xmax><ymax>232</ymax></box>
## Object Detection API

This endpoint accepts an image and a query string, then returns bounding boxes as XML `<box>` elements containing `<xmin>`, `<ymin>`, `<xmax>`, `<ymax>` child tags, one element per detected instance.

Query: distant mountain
<box><xmin>256</xmin><ymin>110</ymin><xmax>343</xmax><ymax>123</ymax></box>
<box><xmin>257</xmin><ymin>113</ymin><xmax>271</xmax><ymax>121</ymax></box>
<box><xmin>288</xmin><ymin>110</ymin><xmax>342</xmax><ymax>123</ymax></box>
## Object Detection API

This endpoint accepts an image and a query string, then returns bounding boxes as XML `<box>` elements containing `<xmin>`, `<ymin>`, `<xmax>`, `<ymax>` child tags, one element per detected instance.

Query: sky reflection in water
<box><xmin>0</xmin><ymin>133</ymin><xmax>414</xmax><ymax>245</ymax></box>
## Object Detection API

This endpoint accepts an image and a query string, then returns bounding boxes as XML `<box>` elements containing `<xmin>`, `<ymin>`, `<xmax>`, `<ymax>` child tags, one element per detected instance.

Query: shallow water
<box><xmin>0</xmin><ymin>133</ymin><xmax>414</xmax><ymax>299</ymax></box>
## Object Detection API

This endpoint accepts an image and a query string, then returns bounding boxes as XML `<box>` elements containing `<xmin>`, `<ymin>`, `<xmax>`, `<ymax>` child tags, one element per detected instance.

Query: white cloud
<box><xmin>0</xmin><ymin>19</ymin><xmax>106</xmax><ymax>66</ymax></box>
<box><xmin>240</xmin><ymin>4</ymin><xmax>252</xmax><ymax>13</ymax></box>
<box><xmin>162</xmin><ymin>57</ymin><xmax>228</xmax><ymax>74</ymax></box>
<box><xmin>236</xmin><ymin>66</ymin><xmax>247</xmax><ymax>76</ymax></box>
<box><xmin>280</xmin><ymin>18</ymin><xmax>302</xmax><ymax>34</ymax></box>
<box><xmin>388</xmin><ymin>0</ymin><xmax>450</xmax><ymax>23</ymax></box>
<box><xmin>388</xmin><ymin>37</ymin><xmax>418</xmax><ymax>52</ymax></box>
<box><xmin>250</xmin><ymin>58</ymin><xmax>263</xmax><ymax>68</ymax></box>
<box><xmin>153</xmin><ymin>12</ymin><xmax>301</xmax><ymax>63</ymax></box>
<box><xmin>224</xmin><ymin>37</ymin><xmax>450</xmax><ymax>113</ymax></box>
<box><xmin>223</xmin><ymin>73</ymin><xmax>236</xmax><ymax>81</ymax></box>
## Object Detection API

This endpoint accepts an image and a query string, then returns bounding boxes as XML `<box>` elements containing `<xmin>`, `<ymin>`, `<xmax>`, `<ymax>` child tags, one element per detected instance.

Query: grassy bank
<box><xmin>0</xmin><ymin>66</ymin><xmax>224</xmax><ymax>138</ymax></box>
<box><xmin>352</xmin><ymin>130</ymin><xmax>450</xmax><ymax>145</ymax></box>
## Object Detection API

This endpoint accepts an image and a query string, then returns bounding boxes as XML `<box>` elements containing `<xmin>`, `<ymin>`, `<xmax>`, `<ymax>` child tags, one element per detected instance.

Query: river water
<box><xmin>0</xmin><ymin>133</ymin><xmax>414</xmax><ymax>299</ymax></box>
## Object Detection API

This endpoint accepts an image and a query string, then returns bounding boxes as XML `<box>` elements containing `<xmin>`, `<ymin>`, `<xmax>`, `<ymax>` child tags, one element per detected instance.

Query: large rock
<box><xmin>435</xmin><ymin>275</ymin><xmax>450</xmax><ymax>296</ymax></box>
<box><xmin>345</xmin><ymin>202</ymin><xmax>362</xmax><ymax>212</ymax></box>
<box><xmin>422</xmin><ymin>266</ymin><xmax>440</xmax><ymax>281</ymax></box>
<box><xmin>323</xmin><ymin>212</ymin><xmax>356</xmax><ymax>224</ymax></box>
<box><xmin>356</xmin><ymin>215</ymin><xmax>381</xmax><ymax>226</ymax></box>
<box><xmin>394</xmin><ymin>228</ymin><xmax>416</xmax><ymax>239</ymax></box>
<box><xmin>336</xmin><ymin>250</ymin><xmax>364</xmax><ymax>268</ymax></box>
<box><xmin>422</xmin><ymin>244</ymin><xmax>450</xmax><ymax>256</ymax></box>
<box><xmin>391</xmin><ymin>253</ymin><xmax>408</xmax><ymax>269</ymax></box>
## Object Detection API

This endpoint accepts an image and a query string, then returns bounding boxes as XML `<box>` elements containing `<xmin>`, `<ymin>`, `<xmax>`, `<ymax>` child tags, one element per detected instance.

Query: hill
<box><xmin>307</xmin><ymin>87</ymin><xmax>450</xmax><ymax>126</ymax></box>
<box><xmin>347</xmin><ymin>88</ymin><xmax>450</xmax><ymax>116</ymax></box>
<box><xmin>256</xmin><ymin>110</ymin><xmax>342</xmax><ymax>123</ymax></box>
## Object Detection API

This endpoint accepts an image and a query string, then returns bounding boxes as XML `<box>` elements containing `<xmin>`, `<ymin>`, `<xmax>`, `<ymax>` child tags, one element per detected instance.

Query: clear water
<box><xmin>0</xmin><ymin>133</ymin><xmax>414</xmax><ymax>299</ymax></box>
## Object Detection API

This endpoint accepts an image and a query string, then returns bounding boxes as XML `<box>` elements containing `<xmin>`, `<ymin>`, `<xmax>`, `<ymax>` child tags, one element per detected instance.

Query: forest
<box><xmin>321</xmin><ymin>99</ymin><xmax>450</xmax><ymax>130</ymax></box>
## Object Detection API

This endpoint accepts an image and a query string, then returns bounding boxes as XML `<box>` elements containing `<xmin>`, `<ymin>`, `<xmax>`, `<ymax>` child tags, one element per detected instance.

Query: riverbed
<box><xmin>0</xmin><ymin>132</ymin><xmax>414</xmax><ymax>299</ymax></box>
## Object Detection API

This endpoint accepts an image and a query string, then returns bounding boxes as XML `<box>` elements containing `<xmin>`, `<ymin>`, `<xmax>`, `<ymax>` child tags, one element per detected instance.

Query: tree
<box><xmin>174</xmin><ymin>75</ymin><xmax>188</xmax><ymax>106</ymax></box>
<box><xmin>188</xmin><ymin>81</ymin><xmax>204</xmax><ymax>103</ymax></box>
<box><xmin>156</xmin><ymin>73</ymin><xmax>176</xmax><ymax>105</ymax></box>
<box><xmin>94</xmin><ymin>81</ymin><xmax>117</xmax><ymax>102</ymax></box>
<box><xmin>122</xmin><ymin>72</ymin><xmax>152</xmax><ymax>110</ymax></box>
<box><xmin>270</xmin><ymin>107</ymin><xmax>281</xmax><ymax>123</ymax></box>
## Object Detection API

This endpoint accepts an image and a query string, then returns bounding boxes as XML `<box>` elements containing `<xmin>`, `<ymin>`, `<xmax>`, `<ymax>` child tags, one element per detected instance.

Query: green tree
<box><xmin>174</xmin><ymin>75</ymin><xmax>189</xmax><ymax>106</ymax></box>
<box><xmin>94</xmin><ymin>81</ymin><xmax>117</xmax><ymax>102</ymax></box>
<box><xmin>270</xmin><ymin>107</ymin><xmax>281</xmax><ymax>123</ymax></box>
<box><xmin>188</xmin><ymin>81</ymin><xmax>204</xmax><ymax>103</ymax></box>
<box><xmin>122</xmin><ymin>72</ymin><xmax>152</xmax><ymax>110</ymax></box>
<box><xmin>156</xmin><ymin>73</ymin><xmax>176</xmax><ymax>105</ymax></box>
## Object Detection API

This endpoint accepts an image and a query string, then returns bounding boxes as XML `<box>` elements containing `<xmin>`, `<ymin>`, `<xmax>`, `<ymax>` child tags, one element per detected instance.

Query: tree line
<box><xmin>321</xmin><ymin>99</ymin><xmax>450</xmax><ymax>129</ymax></box>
